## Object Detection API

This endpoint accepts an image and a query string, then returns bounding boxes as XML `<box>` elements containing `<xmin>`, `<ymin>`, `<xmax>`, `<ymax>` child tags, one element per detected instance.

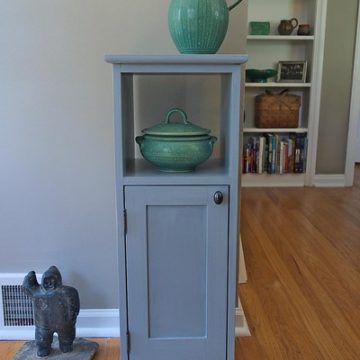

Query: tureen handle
<box><xmin>164</xmin><ymin>108</ymin><xmax>189</xmax><ymax>124</ymax></box>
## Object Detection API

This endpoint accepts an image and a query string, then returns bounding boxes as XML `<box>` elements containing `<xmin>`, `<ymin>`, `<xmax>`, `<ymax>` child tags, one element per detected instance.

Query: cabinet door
<box><xmin>125</xmin><ymin>185</ymin><xmax>229</xmax><ymax>360</ymax></box>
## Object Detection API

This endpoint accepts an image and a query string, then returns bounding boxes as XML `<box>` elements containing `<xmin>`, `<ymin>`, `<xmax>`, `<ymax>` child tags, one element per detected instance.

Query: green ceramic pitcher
<box><xmin>168</xmin><ymin>0</ymin><xmax>244</xmax><ymax>54</ymax></box>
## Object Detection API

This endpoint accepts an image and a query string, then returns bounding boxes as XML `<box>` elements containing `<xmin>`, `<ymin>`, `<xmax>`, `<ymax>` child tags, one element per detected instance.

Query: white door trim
<box><xmin>345</xmin><ymin>0</ymin><xmax>360</xmax><ymax>186</ymax></box>
<box><xmin>306</xmin><ymin>0</ymin><xmax>328</xmax><ymax>186</ymax></box>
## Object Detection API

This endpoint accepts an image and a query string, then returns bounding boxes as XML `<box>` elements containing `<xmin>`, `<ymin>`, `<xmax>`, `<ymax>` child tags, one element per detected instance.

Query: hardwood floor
<box><xmin>237</xmin><ymin>164</ymin><xmax>360</xmax><ymax>359</ymax></box>
<box><xmin>1</xmin><ymin>165</ymin><xmax>359</xmax><ymax>359</ymax></box>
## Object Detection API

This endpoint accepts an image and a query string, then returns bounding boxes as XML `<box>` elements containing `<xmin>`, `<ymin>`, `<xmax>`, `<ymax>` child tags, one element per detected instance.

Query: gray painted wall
<box><xmin>317</xmin><ymin>0</ymin><xmax>358</xmax><ymax>174</ymax></box>
<box><xmin>0</xmin><ymin>0</ymin><xmax>247</xmax><ymax>309</ymax></box>
<box><xmin>1</xmin><ymin>0</ymin><xmax>357</xmax><ymax>308</ymax></box>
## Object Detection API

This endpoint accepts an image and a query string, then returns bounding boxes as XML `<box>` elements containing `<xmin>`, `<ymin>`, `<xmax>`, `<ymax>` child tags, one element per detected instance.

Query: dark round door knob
<box><xmin>213</xmin><ymin>191</ymin><xmax>224</xmax><ymax>205</ymax></box>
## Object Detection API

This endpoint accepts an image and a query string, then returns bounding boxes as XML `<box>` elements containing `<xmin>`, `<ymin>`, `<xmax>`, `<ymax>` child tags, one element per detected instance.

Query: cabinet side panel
<box><xmin>113</xmin><ymin>65</ymin><xmax>129</xmax><ymax>359</ymax></box>
<box><xmin>227</xmin><ymin>66</ymin><xmax>242</xmax><ymax>360</ymax></box>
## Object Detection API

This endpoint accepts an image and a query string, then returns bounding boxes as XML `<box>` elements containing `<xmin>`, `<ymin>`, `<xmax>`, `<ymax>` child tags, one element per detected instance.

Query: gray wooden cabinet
<box><xmin>105</xmin><ymin>55</ymin><xmax>247</xmax><ymax>360</ymax></box>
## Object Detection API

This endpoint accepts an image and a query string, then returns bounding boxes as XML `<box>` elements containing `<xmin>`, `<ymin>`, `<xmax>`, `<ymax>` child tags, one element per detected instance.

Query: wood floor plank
<box><xmin>237</xmin><ymin>228</ymin><xmax>289</xmax><ymax>359</ymax></box>
<box><xmin>0</xmin><ymin>341</ymin><xmax>24</xmax><ymax>358</ymax></box>
<box><xmin>93</xmin><ymin>338</ymin><xmax>120</xmax><ymax>360</ymax></box>
<box><xmin>235</xmin><ymin>335</ymin><xmax>266</xmax><ymax>360</ymax></box>
<box><xmin>236</xmin><ymin>168</ymin><xmax>360</xmax><ymax>359</ymax></box>
<box><xmin>242</xmin><ymin>209</ymin><xmax>346</xmax><ymax>359</ymax></box>
<box><xmin>272</xmin><ymin>187</ymin><xmax>360</xmax><ymax>268</ymax></box>
<box><xmin>238</xmin><ymin>222</ymin><xmax>324</xmax><ymax>359</ymax></box>
<box><xmin>259</xmin><ymin>189</ymin><xmax>360</xmax><ymax>320</ymax></box>
<box><xmin>245</xmin><ymin>190</ymin><xmax>360</xmax><ymax>358</ymax></box>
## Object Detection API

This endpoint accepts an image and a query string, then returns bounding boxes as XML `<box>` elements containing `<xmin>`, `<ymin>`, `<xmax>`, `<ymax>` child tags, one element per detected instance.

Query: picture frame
<box><xmin>277</xmin><ymin>61</ymin><xmax>308</xmax><ymax>83</ymax></box>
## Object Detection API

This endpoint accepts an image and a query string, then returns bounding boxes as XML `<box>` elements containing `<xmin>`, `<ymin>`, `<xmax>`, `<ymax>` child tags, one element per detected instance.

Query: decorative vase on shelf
<box><xmin>278</xmin><ymin>18</ymin><xmax>298</xmax><ymax>35</ymax></box>
<box><xmin>168</xmin><ymin>0</ymin><xmax>244</xmax><ymax>54</ymax></box>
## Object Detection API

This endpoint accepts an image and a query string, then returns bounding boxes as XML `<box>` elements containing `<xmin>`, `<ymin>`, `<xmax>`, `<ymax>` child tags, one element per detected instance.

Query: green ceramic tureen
<box><xmin>135</xmin><ymin>108</ymin><xmax>217</xmax><ymax>172</ymax></box>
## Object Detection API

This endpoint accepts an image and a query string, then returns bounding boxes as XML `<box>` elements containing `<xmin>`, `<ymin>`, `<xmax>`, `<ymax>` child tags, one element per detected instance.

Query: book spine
<box><xmin>294</xmin><ymin>134</ymin><xmax>306</xmax><ymax>173</ymax></box>
<box><xmin>266</xmin><ymin>134</ymin><xmax>273</xmax><ymax>174</ymax></box>
<box><xmin>284</xmin><ymin>141</ymin><xmax>289</xmax><ymax>173</ymax></box>
<box><xmin>279</xmin><ymin>141</ymin><xmax>285</xmax><ymax>175</ymax></box>
<box><xmin>258</xmin><ymin>136</ymin><xmax>265</xmax><ymax>174</ymax></box>
<box><xmin>303</xmin><ymin>137</ymin><xmax>308</xmax><ymax>172</ymax></box>
<box><xmin>271</xmin><ymin>135</ymin><xmax>277</xmax><ymax>174</ymax></box>
<box><xmin>289</xmin><ymin>134</ymin><xmax>296</xmax><ymax>173</ymax></box>
<box><xmin>275</xmin><ymin>135</ymin><xmax>281</xmax><ymax>174</ymax></box>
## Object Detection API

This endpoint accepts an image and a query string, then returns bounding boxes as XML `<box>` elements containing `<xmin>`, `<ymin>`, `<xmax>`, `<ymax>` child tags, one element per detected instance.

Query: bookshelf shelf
<box><xmin>243</xmin><ymin>127</ymin><xmax>308</xmax><ymax>133</ymax></box>
<box><xmin>242</xmin><ymin>173</ymin><xmax>306</xmax><ymax>187</ymax></box>
<box><xmin>247</xmin><ymin>35</ymin><xmax>315</xmax><ymax>41</ymax></box>
<box><xmin>245</xmin><ymin>82</ymin><xmax>312</xmax><ymax>88</ymax></box>
<box><xmin>244</xmin><ymin>0</ymin><xmax>327</xmax><ymax>186</ymax></box>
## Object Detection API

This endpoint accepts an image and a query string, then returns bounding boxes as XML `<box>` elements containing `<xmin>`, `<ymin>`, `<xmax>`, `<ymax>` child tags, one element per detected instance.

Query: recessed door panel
<box><xmin>147</xmin><ymin>204</ymin><xmax>206</xmax><ymax>339</ymax></box>
<box><xmin>125</xmin><ymin>186</ymin><xmax>228</xmax><ymax>360</ymax></box>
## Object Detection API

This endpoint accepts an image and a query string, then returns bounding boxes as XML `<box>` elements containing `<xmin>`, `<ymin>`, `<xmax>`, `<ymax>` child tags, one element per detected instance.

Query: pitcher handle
<box><xmin>291</xmin><ymin>18</ymin><xmax>299</xmax><ymax>29</ymax></box>
<box><xmin>228</xmin><ymin>0</ymin><xmax>244</xmax><ymax>11</ymax></box>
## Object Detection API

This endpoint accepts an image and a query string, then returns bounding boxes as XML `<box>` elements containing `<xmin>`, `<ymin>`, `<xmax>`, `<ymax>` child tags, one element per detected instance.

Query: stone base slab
<box><xmin>13</xmin><ymin>337</ymin><xmax>99</xmax><ymax>359</ymax></box>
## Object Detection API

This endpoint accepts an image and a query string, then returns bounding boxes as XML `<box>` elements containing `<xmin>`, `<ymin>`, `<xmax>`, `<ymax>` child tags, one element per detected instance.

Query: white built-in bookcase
<box><xmin>243</xmin><ymin>0</ymin><xmax>327</xmax><ymax>187</ymax></box>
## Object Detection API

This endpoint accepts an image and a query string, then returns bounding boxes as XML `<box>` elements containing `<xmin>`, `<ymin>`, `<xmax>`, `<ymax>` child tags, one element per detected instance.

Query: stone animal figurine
<box><xmin>22</xmin><ymin>266</ymin><xmax>80</xmax><ymax>357</ymax></box>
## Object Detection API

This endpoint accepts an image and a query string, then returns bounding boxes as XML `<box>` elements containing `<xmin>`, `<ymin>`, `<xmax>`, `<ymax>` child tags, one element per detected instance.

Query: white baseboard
<box><xmin>238</xmin><ymin>235</ymin><xmax>248</xmax><ymax>284</ymax></box>
<box><xmin>76</xmin><ymin>309</ymin><xmax>120</xmax><ymax>338</ymax></box>
<box><xmin>235</xmin><ymin>300</ymin><xmax>250</xmax><ymax>337</ymax></box>
<box><xmin>242</xmin><ymin>174</ymin><xmax>348</xmax><ymax>187</ymax></box>
<box><xmin>242</xmin><ymin>173</ymin><xmax>306</xmax><ymax>187</ymax></box>
<box><xmin>0</xmin><ymin>328</ymin><xmax>35</xmax><ymax>340</ymax></box>
<box><xmin>313</xmin><ymin>174</ymin><xmax>346</xmax><ymax>187</ymax></box>
<box><xmin>0</xmin><ymin>309</ymin><xmax>120</xmax><ymax>340</ymax></box>
<box><xmin>0</xmin><ymin>307</ymin><xmax>250</xmax><ymax>340</ymax></box>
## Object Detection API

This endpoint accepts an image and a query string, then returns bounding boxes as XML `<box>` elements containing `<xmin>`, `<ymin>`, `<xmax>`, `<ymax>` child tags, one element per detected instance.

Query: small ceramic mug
<box><xmin>298</xmin><ymin>24</ymin><xmax>311</xmax><ymax>36</ymax></box>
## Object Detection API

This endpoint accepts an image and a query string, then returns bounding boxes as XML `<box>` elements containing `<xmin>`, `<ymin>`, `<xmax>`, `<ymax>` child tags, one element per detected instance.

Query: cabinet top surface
<box><xmin>105</xmin><ymin>54</ymin><xmax>248</xmax><ymax>65</ymax></box>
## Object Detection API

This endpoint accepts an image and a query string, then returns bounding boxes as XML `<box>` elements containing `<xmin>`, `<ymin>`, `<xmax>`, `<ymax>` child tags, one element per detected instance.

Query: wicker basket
<box><xmin>255</xmin><ymin>89</ymin><xmax>301</xmax><ymax>128</ymax></box>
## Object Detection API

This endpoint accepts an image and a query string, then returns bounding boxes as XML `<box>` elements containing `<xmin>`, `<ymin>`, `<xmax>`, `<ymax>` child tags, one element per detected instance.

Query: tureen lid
<box><xmin>142</xmin><ymin>108</ymin><xmax>211</xmax><ymax>136</ymax></box>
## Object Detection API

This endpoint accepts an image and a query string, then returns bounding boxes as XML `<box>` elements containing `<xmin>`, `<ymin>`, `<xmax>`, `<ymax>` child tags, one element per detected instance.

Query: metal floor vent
<box><xmin>1</xmin><ymin>285</ymin><xmax>34</xmax><ymax>326</ymax></box>
<box><xmin>0</xmin><ymin>274</ymin><xmax>41</xmax><ymax>329</ymax></box>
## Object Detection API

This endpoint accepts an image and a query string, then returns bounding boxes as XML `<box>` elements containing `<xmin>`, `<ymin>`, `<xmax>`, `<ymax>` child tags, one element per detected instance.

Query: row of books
<box><xmin>243</xmin><ymin>133</ymin><xmax>308</xmax><ymax>174</ymax></box>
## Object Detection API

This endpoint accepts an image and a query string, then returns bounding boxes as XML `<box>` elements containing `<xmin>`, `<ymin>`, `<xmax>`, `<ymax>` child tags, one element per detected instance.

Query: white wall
<box><xmin>0</xmin><ymin>0</ymin><xmax>247</xmax><ymax>308</ymax></box>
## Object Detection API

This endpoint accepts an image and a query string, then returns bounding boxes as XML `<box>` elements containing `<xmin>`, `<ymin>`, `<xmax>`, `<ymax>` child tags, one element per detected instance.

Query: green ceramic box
<box><xmin>249</xmin><ymin>21</ymin><xmax>270</xmax><ymax>35</ymax></box>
